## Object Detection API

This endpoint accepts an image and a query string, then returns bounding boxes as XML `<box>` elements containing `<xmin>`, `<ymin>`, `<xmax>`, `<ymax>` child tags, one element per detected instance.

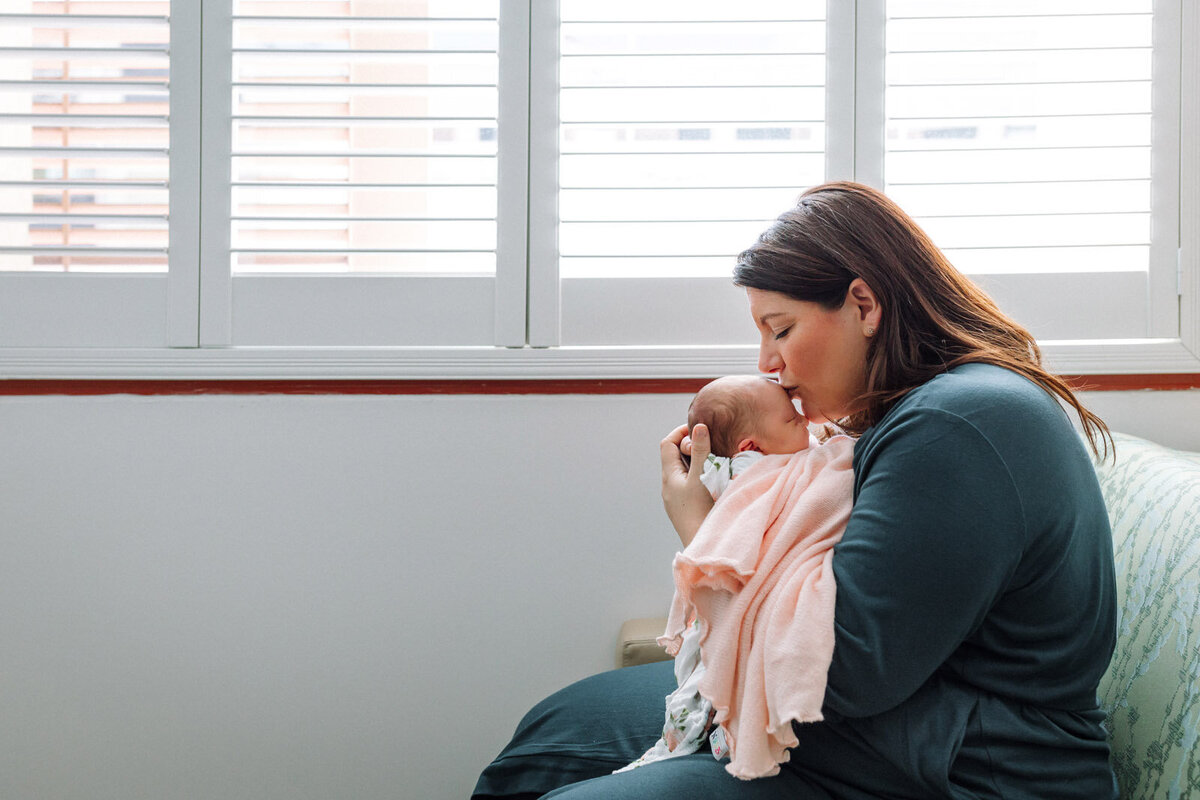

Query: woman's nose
<box><xmin>758</xmin><ymin>342</ymin><xmax>782</xmax><ymax>375</ymax></box>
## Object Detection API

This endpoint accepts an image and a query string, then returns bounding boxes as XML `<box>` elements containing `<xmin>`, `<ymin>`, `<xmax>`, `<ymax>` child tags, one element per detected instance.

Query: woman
<box><xmin>472</xmin><ymin>182</ymin><xmax>1119</xmax><ymax>799</ymax></box>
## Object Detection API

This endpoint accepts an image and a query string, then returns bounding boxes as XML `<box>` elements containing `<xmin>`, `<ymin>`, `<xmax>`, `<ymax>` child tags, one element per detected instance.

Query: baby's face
<box><xmin>744</xmin><ymin>378</ymin><xmax>812</xmax><ymax>455</ymax></box>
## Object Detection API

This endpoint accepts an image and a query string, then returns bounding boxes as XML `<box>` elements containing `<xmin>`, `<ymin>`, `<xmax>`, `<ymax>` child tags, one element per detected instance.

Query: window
<box><xmin>1</xmin><ymin>0</ymin><xmax>1196</xmax><ymax>377</ymax></box>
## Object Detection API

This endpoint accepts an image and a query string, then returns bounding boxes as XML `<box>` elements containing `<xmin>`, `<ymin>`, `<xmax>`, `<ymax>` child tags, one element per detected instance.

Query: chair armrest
<box><xmin>616</xmin><ymin>616</ymin><xmax>672</xmax><ymax>669</ymax></box>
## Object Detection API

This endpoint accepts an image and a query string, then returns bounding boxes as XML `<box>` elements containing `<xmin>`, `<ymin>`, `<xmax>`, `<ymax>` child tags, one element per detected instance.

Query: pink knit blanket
<box><xmin>658</xmin><ymin>436</ymin><xmax>855</xmax><ymax>779</ymax></box>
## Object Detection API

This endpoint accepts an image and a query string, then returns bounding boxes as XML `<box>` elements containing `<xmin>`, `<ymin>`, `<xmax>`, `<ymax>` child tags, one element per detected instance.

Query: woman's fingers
<box><xmin>660</xmin><ymin>423</ymin><xmax>691</xmax><ymax>478</ymax></box>
<box><xmin>664</xmin><ymin>422</ymin><xmax>689</xmax><ymax>447</ymax></box>
<box><xmin>660</xmin><ymin>423</ymin><xmax>715</xmax><ymax>547</ymax></box>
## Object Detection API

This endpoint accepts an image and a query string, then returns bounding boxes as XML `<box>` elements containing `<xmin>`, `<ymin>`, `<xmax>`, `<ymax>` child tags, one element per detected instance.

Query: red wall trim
<box><xmin>1</xmin><ymin>374</ymin><xmax>1199</xmax><ymax>396</ymax></box>
<box><xmin>1062</xmin><ymin>374</ymin><xmax>1200</xmax><ymax>392</ymax></box>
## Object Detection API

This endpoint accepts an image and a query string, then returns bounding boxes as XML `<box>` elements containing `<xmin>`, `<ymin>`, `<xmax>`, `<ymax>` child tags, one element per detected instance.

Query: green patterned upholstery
<box><xmin>1095</xmin><ymin>432</ymin><xmax>1200</xmax><ymax>799</ymax></box>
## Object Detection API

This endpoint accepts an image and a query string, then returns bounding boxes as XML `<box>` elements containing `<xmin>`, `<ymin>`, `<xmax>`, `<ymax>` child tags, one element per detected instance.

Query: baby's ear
<box><xmin>736</xmin><ymin>437</ymin><xmax>762</xmax><ymax>454</ymax></box>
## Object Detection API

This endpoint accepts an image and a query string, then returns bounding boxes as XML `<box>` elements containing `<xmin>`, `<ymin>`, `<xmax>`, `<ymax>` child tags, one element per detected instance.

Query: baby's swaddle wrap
<box><xmin>619</xmin><ymin>450</ymin><xmax>768</xmax><ymax>777</ymax></box>
<box><xmin>660</xmin><ymin>436</ymin><xmax>855</xmax><ymax>780</ymax></box>
<box><xmin>616</xmin><ymin>453</ymin><xmax>766</xmax><ymax>775</ymax></box>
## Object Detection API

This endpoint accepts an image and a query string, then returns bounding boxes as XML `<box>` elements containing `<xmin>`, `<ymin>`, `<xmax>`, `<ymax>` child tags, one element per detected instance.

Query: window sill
<box><xmin>0</xmin><ymin>338</ymin><xmax>1198</xmax><ymax>384</ymax></box>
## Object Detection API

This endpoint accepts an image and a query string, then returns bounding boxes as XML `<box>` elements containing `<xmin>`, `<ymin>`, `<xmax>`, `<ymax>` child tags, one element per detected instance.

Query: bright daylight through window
<box><xmin>0</xmin><ymin>0</ymin><xmax>1195</xmax><ymax>377</ymax></box>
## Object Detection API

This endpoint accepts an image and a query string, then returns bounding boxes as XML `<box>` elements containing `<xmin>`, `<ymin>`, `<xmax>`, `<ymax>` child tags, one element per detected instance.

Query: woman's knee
<box><xmin>472</xmin><ymin>662</ymin><xmax>678</xmax><ymax>799</ymax></box>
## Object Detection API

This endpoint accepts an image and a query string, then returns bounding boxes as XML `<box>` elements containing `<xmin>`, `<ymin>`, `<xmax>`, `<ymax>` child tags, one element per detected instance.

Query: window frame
<box><xmin>196</xmin><ymin>0</ymin><xmax>525</xmax><ymax>350</ymax></box>
<box><xmin>1</xmin><ymin>0</ymin><xmax>1197</xmax><ymax>379</ymax></box>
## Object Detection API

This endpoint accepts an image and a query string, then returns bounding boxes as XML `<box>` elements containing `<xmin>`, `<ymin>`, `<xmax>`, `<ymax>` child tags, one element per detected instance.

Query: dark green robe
<box><xmin>804</xmin><ymin>362</ymin><xmax>1119</xmax><ymax>797</ymax></box>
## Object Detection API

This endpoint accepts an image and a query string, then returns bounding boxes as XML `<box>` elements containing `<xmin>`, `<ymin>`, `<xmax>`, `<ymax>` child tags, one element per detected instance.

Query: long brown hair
<box><xmin>733</xmin><ymin>181</ymin><xmax>1112</xmax><ymax>458</ymax></box>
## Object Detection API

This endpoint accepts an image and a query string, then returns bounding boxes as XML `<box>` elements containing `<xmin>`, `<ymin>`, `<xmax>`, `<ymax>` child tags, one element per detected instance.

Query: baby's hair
<box><xmin>687</xmin><ymin>379</ymin><xmax>756</xmax><ymax>458</ymax></box>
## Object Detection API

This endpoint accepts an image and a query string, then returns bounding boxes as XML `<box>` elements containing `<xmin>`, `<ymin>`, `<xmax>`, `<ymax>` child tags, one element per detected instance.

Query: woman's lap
<box><xmin>471</xmin><ymin>660</ymin><xmax>918</xmax><ymax>800</ymax></box>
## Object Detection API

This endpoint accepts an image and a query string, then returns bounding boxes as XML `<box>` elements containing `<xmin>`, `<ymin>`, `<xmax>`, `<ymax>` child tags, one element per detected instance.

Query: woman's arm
<box><xmin>659</xmin><ymin>423</ymin><xmax>715</xmax><ymax>547</ymax></box>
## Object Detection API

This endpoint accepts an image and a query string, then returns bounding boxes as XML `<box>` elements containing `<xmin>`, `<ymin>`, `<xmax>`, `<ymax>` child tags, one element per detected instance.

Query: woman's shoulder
<box><xmin>858</xmin><ymin>363</ymin><xmax>1084</xmax><ymax>473</ymax></box>
<box><xmin>904</xmin><ymin>362</ymin><xmax>1053</xmax><ymax>414</ymax></box>
<box><xmin>883</xmin><ymin>363</ymin><xmax>1066</xmax><ymax>434</ymax></box>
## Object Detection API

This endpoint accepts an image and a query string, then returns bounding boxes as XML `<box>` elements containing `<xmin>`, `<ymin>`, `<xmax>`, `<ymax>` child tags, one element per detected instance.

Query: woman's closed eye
<box><xmin>773</xmin><ymin>327</ymin><xmax>791</xmax><ymax>340</ymax></box>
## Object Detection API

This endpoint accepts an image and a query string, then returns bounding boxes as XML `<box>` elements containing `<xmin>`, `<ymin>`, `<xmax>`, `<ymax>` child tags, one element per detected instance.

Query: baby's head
<box><xmin>687</xmin><ymin>375</ymin><xmax>812</xmax><ymax>458</ymax></box>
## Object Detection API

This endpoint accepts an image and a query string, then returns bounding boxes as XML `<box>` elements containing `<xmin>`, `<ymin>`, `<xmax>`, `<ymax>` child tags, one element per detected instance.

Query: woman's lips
<box><xmin>782</xmin><ymin>386</ymin><xmax>805</xmax><ymax>415</ymax></box>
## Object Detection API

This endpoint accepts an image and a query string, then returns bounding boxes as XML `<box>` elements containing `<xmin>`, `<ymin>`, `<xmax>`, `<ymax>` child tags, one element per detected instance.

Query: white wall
<box><xmin>0</xmin><ymin>388</ymin><xmax>1196</xmax><ymax>800</ymax></box>
<box><xmin>1076</xmin><ymin>389</ymin><xmax>1200</xmax><ymax>453</ymax></box>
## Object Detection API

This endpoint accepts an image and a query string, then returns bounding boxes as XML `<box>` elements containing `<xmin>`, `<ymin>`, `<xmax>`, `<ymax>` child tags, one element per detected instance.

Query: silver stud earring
<box><xmin>865</xmin><ymin>326</ymin><xmax>876</xmax><ymax>337</ymax></box>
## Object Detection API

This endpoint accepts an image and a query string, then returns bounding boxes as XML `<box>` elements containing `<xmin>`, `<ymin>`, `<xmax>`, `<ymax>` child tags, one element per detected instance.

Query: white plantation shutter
<box><xmin>207</xmin><ymin>0</ymin><xmax>523</xmax><ymax>347</ymax></box>
<box><xmin>0</xmin><ymin>0</ymin><xmax>1195</xmax><ymax>378</ymax></box>
<box><xmin>540</xmin><ymin>0</ymin><xmax>828</xmax><ymax>347</ymax></box>
<box><xmin>881</xmin><ymin>0</ymin><xmax>1180</xmax><ymax>344</ymax></box>
<box><xmin>0</xmin><ymin>0</ymin><xmax>198</xmax><ymax>347</ymax></box>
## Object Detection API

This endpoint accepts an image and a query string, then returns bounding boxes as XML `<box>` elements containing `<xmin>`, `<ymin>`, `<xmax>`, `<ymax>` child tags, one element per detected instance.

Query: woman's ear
<box><xmin>846</xmin><ymin>277</ymin><xmax>882</xmax><ymax>333</ymax></box>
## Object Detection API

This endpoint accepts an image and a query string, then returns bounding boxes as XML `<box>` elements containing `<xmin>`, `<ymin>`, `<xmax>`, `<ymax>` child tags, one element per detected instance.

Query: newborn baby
<box><xmin>619</xmin><ymin>375</ymin><xmax>820</xmax><ymax>773</ymax></box>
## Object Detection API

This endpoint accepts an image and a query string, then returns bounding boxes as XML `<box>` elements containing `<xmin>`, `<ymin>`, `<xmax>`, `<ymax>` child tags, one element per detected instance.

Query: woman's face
<box><xmin>746</xmin><ymin>286</ymin><xmax>874</xmax><ymax>424</ymax></box>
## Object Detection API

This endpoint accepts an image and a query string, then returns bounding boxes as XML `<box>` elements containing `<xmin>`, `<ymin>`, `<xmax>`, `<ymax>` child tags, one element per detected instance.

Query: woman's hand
<box><xmin>660</xmin><ymin>423</ymin><xmax>715</xmax><ymax>548</ymax></box>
